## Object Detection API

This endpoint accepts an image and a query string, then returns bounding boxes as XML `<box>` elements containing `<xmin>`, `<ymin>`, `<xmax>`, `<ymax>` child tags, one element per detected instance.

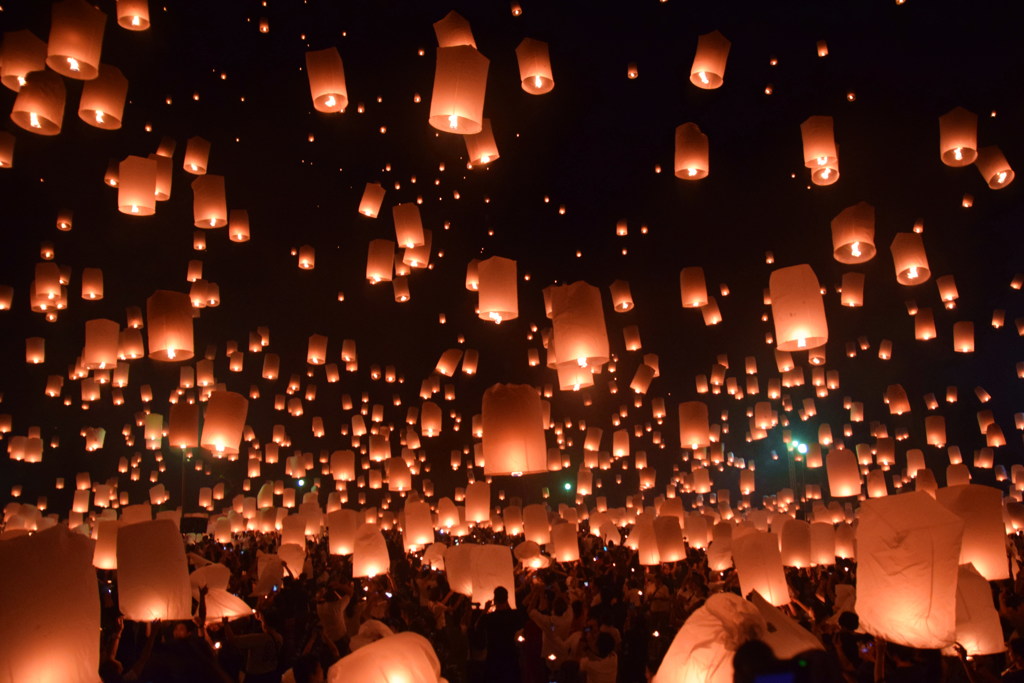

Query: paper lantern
<box><xmin>403</xmin><ymin>500</ymin><xmax>434</xmax><ymax>549</ymax></box>
<box><xmin>148</xmin><ymin>153</ymin><xmax>173</xmax><ymax>202</ymax></box>
<box><xmin>769</xmin><ymin>264</ymin><xmax>828</xmax><ymax>351</ymax></box>
<box><xmin>358</xmin><ymin>182</ymin><xmax>386</xmax><ymax>217</ymax></box>
<box><xmin>975</xmin><ymin>146</ymin><xmax>1014</xmax><ymax>189</ymax></box>
<box><xmin>465</xmin><ymin>118</ymin><xmax>500</xmax><ymax>165</ymax></box>
<box><xmin>840</xmin><ymin>272</ymin><xmax>865</xmax><ymax>307</ymax></box>
<box><xmin>1</xmin><ymin>29</ymin><xmax>46</xmax><ymax>92</ymax></box>
<box><xmin>201</xmin><ymin>390</ymin><xmax>248</xmax><ymax>456</ymax></box>
<box><xmin>428</xmin><ymin>45</ymin><xmax>488</xmax><ymax>134</ymax></box>
<box><xmin>732</xmin><ymin>531</ymin><xmax>789</xmax><ymax>606</ymax></box>
<box><xmin>0</xmin><ymin>526</ymin><xmax>100</xmax><ymax>683</ymax></box>
<box><xmin>551</xmin><ymin>521</ymin><xmax>580</xmax><ymax>562</ymax></box>
<box><xmin>809</xmin><ymin>522</ymin><xmax>835</xmax><ymax>565</ymax></box>
<box><xmin>307</xmin><ymin>333</ymin><xmax>328</xmax><ymax>364</ymax></box>
<box><xmin>689</xmin><ymin>30</ymin><xmax>730</xmax><ymax>89</ymax></box>
<box><xmin>183</xmin><ymin>136</ymin><xmax>210</xmax><ymax>174</ymax></box>
<box><xmin>81</xmin><ymin>267</ymin><xmax>103</xmax><ymax>300</ymax></box>
<box><xmin>393</xmin><ymin>202</ymin><xmax>425</xmax><ymax>248</ymax></box>
<box><xmin>938</xmin><ymin>107</ymin><xmax>977</xmax><ymax>166</ymax></box>
<box><xmin>83</xmin><ymin>318</ymin><xmax>119</xmax><ymax>369</ymax></box>
<box><xmin>0</xmin><ymin>131</ymin><xmax>13</xmax><ymax>167</ymax></box>
<box><xmin>855</xmin><ymin>491</ymin><xmax>963</xmax><ymax>649</ymax></box>
<box><xmin>366</xmin><ymin>239</ymin><xmax>395</xmax><ymax>283</ymax></box>
<box><xmin>779</xmin><ymin>519</ymin><xmax>811</xmax><ymax>568</ymax></box>
<box><xmin>550</xmin><ymin>281</ymin><xmax>610</xmax><ymax>369</ymax></box>
<box><xmin>522</xmin><ymin>503</ymin><xmax>551</xmax><ymax>545</ymax></box>
<box><xmin>890</xmin><ymin>232</ymin><xmax>931</xmax><ymax>285</ymax></box>
<box><xmin>10</xmin><ymin>70</ymin><xmax>65</xmax><ymax>135</ymax></box>
<box><xmin>465</xmin><ymin>480</ymin><xmax>490</xmax><ymax>523</ymax></box>
<box><xmin>146</xmin><ymin>290</ymin><xmax>193</xmax><ymax>361</ymax></box>
<box><xmin>385</xmin><ymin>457</ymin><xmax>412</xmax><ymax>491</ymax></box>
<box><xmin>674</xmin><ymin>123</ymin><xmax>709</xmax><ymax>180</ymax></box>
<box><xmin>117</xmin><ymin>155</ymin><xmax>158</xmax><ymax>215</ymax></box>
<box><xmin>935</xmin><ymin>484</ymin><xmax>1008</xmax><ymax>581</ymax></box>
<box><xmin>77</xmin><ymin>64</ymin><xmax>128</xmax><ymax>130</ymax></box>
<box><xmin>925</xmin><ymin>415</ymin><xmax>946</xmax><ymax>447</ymax></box>
<box><xmin>953</xmin><ymin>321</ymin><xmax>974</xmax><ymax>353</ymax></box>
<box><xmin>679</xmin><ymin>266</ymin><xmax>709</xmax><ymax>307</ymax></box>
<box><xmin>117</xmin><ymin>519</ymin><xmax>192</xmax><ymax>621</ymax></box>
<box><xmin>679</xmin><ymin>401</ymin><xmax>710</xmax><ymax>449</ymax></box>
<box><xmin>46</xmin><ymin>0</ymin><xmax>106</xmax><ymax>80</ymax></box>
<box><xmin>433</xmin><ymin>10</ymin><xmax>475</xmax><ymax>47</ymax></box>
<box><xmin>92</xmin><ymin>519</ymin><xmax>119</xmax><ymax>569</ymax></box>
<box><xmin>515</xmin><ymin>38</ymin><xmax>553</xmax><ymax>94</ymax></box>
<box><xmin>653</xmin><ymin>515</ymin><xmax>685</xmax><ymax>562</ymax></box>
<box><xmin>801</xmin><ymin>115</ymin><xmax>839</xmax><ymax>185</ymax></box>
<box><xmin>826</xmin><ymin>448</ymin><xmax>860</xmax><ymax>497</ymax></box>
<box><xmin>305</xmin><ymin>47</ymin><xmax>348</xmax><ymax>113</ymax></box>
<box><xmin>954</xmin><ymin>564</ymin><xmax>1006</xmax><ymax>656</ymax></box>
<box><xmin>831</xmin><ymin>202</ymin><xmax>876</xmax><ymax>263</ymax></box>
<box><xmin>116</xmin><ymin>0</ymin><xmax>150</xmax><ymax>30</ymax></box>
<box><xmin>192</xmin><ymin>175</ymin><xmax>227</xmax><ymax>228</ymax></box>
<box><xmin>477</xmin><ymin>255</ymin><xmax>518</xmax><ymax>323</ymax></box>
<box><xmin>326</xmin><ymin>631</ymin><xmax>443</xmax><ymax>683</ymax></box>
<box><xmin>327</xmin><ymin>509</ymin><xmax>358</xmax><ymax>554</ymax></box>
<box><xmin>352</xmin><ymin>523</ymin><xmax>389</xmax><ymax>577</ymax></box>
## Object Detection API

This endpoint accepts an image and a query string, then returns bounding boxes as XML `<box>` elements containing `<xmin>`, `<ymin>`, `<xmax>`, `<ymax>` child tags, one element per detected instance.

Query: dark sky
<box><xmin>1</xmin><ymin>0</ymin><xmax>1022</xmax><ymax>518</ymax></box>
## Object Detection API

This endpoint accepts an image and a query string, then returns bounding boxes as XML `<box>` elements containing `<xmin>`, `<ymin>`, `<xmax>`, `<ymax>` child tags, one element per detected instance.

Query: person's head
<box><xmin>596</xmin><ymin>632</ymin><xmax>615</xmax><ymax>658</ymax></box>
<box><xmin>493</xmin><ymin>586</ymin><xmax>509</xmax><ymax>607</ymax></box>
<box><xmin>172</xmin><ymin>621</ymin><xmax>193</xmax><ymax>640</ymax></box>
<box><xmin>838</xmin><ymin>611</ymin><xmax>859</xmax><ymax>632</ymax></box>
<box><xmin>292</xmin><ymin>653</ymin><xmax>325</xmax><ymax>683</ymax></box>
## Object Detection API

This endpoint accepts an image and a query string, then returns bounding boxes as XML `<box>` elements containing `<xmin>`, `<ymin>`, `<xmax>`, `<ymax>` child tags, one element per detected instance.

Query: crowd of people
<box><xmin>96</xmin><ymin>525</ymin><xmax>1024</xmax><ymax>683</ymax></box>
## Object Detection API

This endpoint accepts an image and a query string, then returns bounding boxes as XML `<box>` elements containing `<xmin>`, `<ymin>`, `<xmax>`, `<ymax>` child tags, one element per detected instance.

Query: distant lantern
<box><xmin>81</xmin><ymin>267</ymin><xmax>103</xmax><ymax>300</ymax></box>
<box><xmin>953</xmin><ymin>321</ymin><xmax>974</xmax><ymax>353</ymax></box>
<box><xmin>689</xmin><ymin>30</ymin><xmax>730</xmax><ymax>89</ymax></box>
<box><xmin>10</xmin><ymin>70</ymin><xmax>65</xmax><ymax>135</ymax></box>
<box><xmin>609</xmin><ymin>280</ymin><xmax>634</xmax><ymax>312</ymax></box>
<box><xmin>305</xmin><ymin>47</ymin><xmax>348</xmax><ymax>113</ymax></box>
<box><xmin>679</xmin><ymin>266</ymin><xmax>709</xmax><ymax>307</ymax></box>
<box><xmin>678</xmin><ymin>401</ymin><xmax>710</xmax><ymax>450</ymax></box>
<box><xmin>117</xmin><ymin>155</ymin><xmax>158</xmax><ymax>215</ymax></box>
<box><xmin>192</xmin><ymin>175</ymin><xmax>228</xmax><ymax>228</ymax></box>
<box><xmin>938</xmin><ymin>107</ymin><xmax>978</xmax><ymax>166</ymax></box>
<box><xmin>840</xmin><ymin>272</ymin><xmax>865</xmax><ymax>307</ymax></box>
<box><xmin>674</xmin><ymin>123</ymin><xmax>709</xmax><ymax>180</ymax></box>
<box><xmin>549</xmin><ymin>281</ymin><xmax>610</xmax><ymax>369</ymax></box>
<box><xmin>183</xmin><ymin>136</ymin><xmax>210</xmax><ymax>174</ymax></box>
<box><xmin>975</xmin><ymin>146</ymin><xmax>1014</xmax><ymax>189</ymax></box>
<box><xmin>477</xmin><ymin>255</ymin><xmax>518</xmax><ymax>323</ymax></box>
<box><xmin>46</xmin><ymin>0</ymin><xmax>106</xmax><ymax>80</ymax></box>
<box><xmin>433</xmin><ymin>10</ymin><xmax>476</xmax><ymax>47</ymax></box>
<box><xmin>482</xmin><ymin>383</ymin><xmax>547</xmax><ymax>476</ymax></box>
<box><xmin>116</xmin><ymin>0</ymin><xmax>150</xmax><ymax>30</ymax></box>
<box><xmin>79</xmin><ymin>64</ymin><xmax>128</xmax><ymax>129</ymax></box>
<box><xmin>769</xmin><ymin>264</ymin><xmax>828</xmax><ymax>351</ymax></box>
<box><xmin>831</xmin><ymin>202</ymin><xmax>876</xmax><ymax>263</ymax></box>
<box><xmin>515</xmin><ymin>38</ymin><xmax>554</xmax><ymax>94</ymax></box>
<box><xmin>465</xmin><ymin>118</ymin><xmax>500</xmax><ymax>165</ymax></box>
<box><xmin>201</xmin><ymin>391</ymin><xmax>248</xmax><ymax>456</ymax></box>
<box><xmin>800</xmin><ymin>115</ymin><xmax>839</xmax><ymax>185</ymax></box>
<box><xmin>366</xmin><ymin>239</ymin><xmax>395</xmax><ymax>283</ymax></box>
<box><xmin>358</xmin><ymin>182</ymin><xmax>386</xmax><ymax>217</ymax></box>
<box><xmin>146</xmin><ymin>290</ymin><xmax>193</xmax><ymax>361</ymax></box>
<box><xmin>1</xmin><ymin>30</ymin><xmax>47</xmax><ymax>92</ymax></box>
<box><xmin>428</xmin><ymin>45</ymin><xmax>489</xmax><ymax>135</ymax></box>
<box><xmin>297</xmin><ymin>244</ymin><xmax>315</xmax><ymax>269</ymax></box>
<box><xmin>229</xmin><ymin>209</ymin><xmax>250</xmax><ymax>242</ymax></box>
<box><xmin>890</xmin><ymin>232</ymin><xmax>931</xmax><ymax>285</ymax></box>
<box><xmin>392</xmin><ymin>203</ymin><xmax>425</xmax><ymax>248</ymax></box>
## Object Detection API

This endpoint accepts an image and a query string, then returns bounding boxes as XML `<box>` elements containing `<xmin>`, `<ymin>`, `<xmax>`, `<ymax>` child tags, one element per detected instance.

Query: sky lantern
<box><xmin>201</xmin><ymin>391</ymin><xmax>248</xmax><ymax>456</ymax></box>
<box><xmin>0</xmin><ymin>131</ymin><xmax>13</xmax><ymax>167</ymax></box>
<box><xmin>167</xmin><ymin>401</ymin><xmax>199</xmax><ymax>449</ymax></box>
<box><xmin>358</xmin><ymin>182</ymin><xmax>385</xmax><ymax>217</ymax></box>
<box><xmin>433</xmin><ymin>10</ymin><xmax>476</xmax><ymax>47</ymax></box>
<box><xmin>325</xmin><ymin>631</ymin><xmax>444</xmax><ymax>683</ymax></box>
<box><xmin>327</xmin><ymin>509</ymin><xmax>357</xmax><ymax>555</ymax></box>
<box><xmin>146</xmin><ymin>290</ymin><xmax>193</xmax><ymax>361</ymax></box>
<box><xmin>890</xmin><ymin>232</ymin><xmax>931</xmax><ymax>285</ymax></box>
<box><xmin>674</xmin><ymin>123</ymin><xmax>709</xmax><ymax>179</ymax></box>
<box><xmin>779</xmin><ymin>519</ymin><xmax>811</xmax><ymax>568</ymax></box>
<box><xmin>800</xmin><ymin>115</ymin><xmax>839</xmax><ymax>185</ymax></box>
<box><xmin>840</xmin><ymin>272</ymin><xmax>864</xmax><ymax>307</ymax></box>
<box><xmin>689</xmin><ymin>30</ymin><xmax>730</xmax><ymax>89</ymax></box>
<box><xmin>147</xmin><ymin>152</ymin><xmax>172</xmax><ymax>199</ymax></box>
<box><xmin>465</xmin><ymin>118</ymin><xmax>500</xmax><ymax>165</ymax></box>
<box><xmin>826</xmin><ymin>448</ymin><xmax>860</xmax><ymax>497</ymax></box>
<box><xmin>953</xmin><ymin>321</ymin><xmax>974</xmax><ymax>353</ymax></box>
<box><xmin>0</xmin><ymin>526</ymin><xmax>100</xmax><ymax>683</ymax></box>
<box><xmin>116</xmin><ymin>0</ymin><xmax>150</xmax><ymax>30</ymax></box>
<box><xmin>78</xmin><ymin>64</ymin><xmax>127</xmax><ymax>129</ymax></box>
<box><xmin>352</xmin><ymin>524</ymin><xmax>390</xmax><ymax>577</ymax></box>
<box><xmin>830</xmin><ymin>202</ymin><xmax>876</xmax><ymax>264</ymax></box>
<box><xmin>192</xmin><ymin>175</ymin><xmax>228</xmax><ymax>228</ymax></box>
<box><xmin>856</xmin><ymin>491</ymin><xmax>963</xmax><ymax>649</ymax></box>
<box><xmin>117</xmin><ymin>519</ymin><xmax>193</xmax><ymax>621</ymax></box>
<box><xmin>938</xmin><ymin>106</ymin><xmax>978</xmax><ymax>166</ymax></box>
<box><xmin>10</xmin><ymin>70</ymin><xmax>65</xmax><ymax>135</ymax></box>
<box><xmin>392</xmin><ymin>202</ymin><xmax>425</xmax><ymax>248</ymax></box>
<box><xmin>769</xmin><ymin>264</ymin><xmax>828</xmax><ymax>351</ymax></box>
<box><xmin>936</xmin><ymin>484</ymin><xmax>1008</xmax><ymax>581</ymax></box>
<box><xmin>609</xmin><ymin>280</ymin><xmax>634</xmax><ymax>312</ymax></box>
<box><xmin>465</xmin><ymin>480</ymin><xmax>490</xmax><ymax>522</ymax></box>
<box><xmin>482</xmin><ymin>383</ymin><xmax>547</xmax><ymax>476</ymax></box>
<box><xmin>975</xmin><ymin>146</ymin><xmax>1014</xmax><ymax>189</ymax></box>
<box><xmin>733</xmin><ymin>530</ymin><xmax>790</xmax><ymax>605</ymax></box>
<box><xmin>46</xmin><ymin>0</ymin><xmax>106</xmax><ymax>80</ymax></box>
<box><xmin>954</xmin><ymin>564</ymin><xmax>1006</xmax><ymax>656</ymax></box>
<box><xmin>307</xmin><ymin>333</ymin><xmax>328</xmax><ymax>364</ymax></box>
<box><xmin>83</xmin><ymin>318</ymin><xmax>119</xmax><ymax>369</ymax></box>
<box><xmin>305</xmin><ymin>47</ymin><xmax>348</xmax><ymax>113</ymax></box>
<box><xmin>366</xmin><ymin>239</ymin><xmax>395</xmax><ymax>284</ymax></box>
<box><xmin>184</xmin><ymin>136</ymin><xmax>210</xmax><ymax>174</ymax></box>
<box><xmin>678</xmin><ymin>400</ymin><xmax>710</xmax><ymax>449</ymax></box>
<box><xmin>1</xmin><ymin>30</ymin><xmax>47</xmax><ymax>92</ymax></box>
<box><xmin>477</xmin><ymin>255</ymin><xmax>518</xmax><ymax>323</ymax></box>
<box><xmin>549</xmin><ymin>281</ymin><xmax>610</xmax><ymax>369</ymax></box>
<box><xmin>679</xmin><ymin>266</ymin><xmax>709</xmax><ymax>307</ymax></box>
<box><xmin>653</xmin><ymin>515</ymin><xmax>686</xmax><ymax>562</ymax></box>
<box><xmin>515</xmin><ymin>38</ymin><xmax>554</xmax><ymax>94</ymax></box>
<box><xmin>229</xmin><ymin>209</ymin><xmax>250</xmax><ymax>241</ymax></box>
<box><xmin>117</xmin><ymin>155</ymin><xmax>158</xmax><ymax>215</ymax></box>
<box><xmin>428</xmin><ymin>45</ymin><xmax>489</xmax><ymax>134</ymax></box>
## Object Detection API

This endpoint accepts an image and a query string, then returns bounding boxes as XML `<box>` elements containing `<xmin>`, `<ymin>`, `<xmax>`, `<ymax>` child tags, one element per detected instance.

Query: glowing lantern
<box><xmin>83</xmin><ymin>318</ymin><xmax>120</xmax><ymax>369</ymax></box>
<box><xmin>515</xmin><ymin>38</ymin><xmax>554</xmax><ymax>94</ymax></box>
<box><xmin>551</xmin><ymin>522</ymin><xmax>580</xmax><ymax>562</ymax></box>
<box><xmin>116</xmin><ymin>0</ymin><xmax>150</xmax><ymax>30</ymax></box>
<box><xmin>306</xmin><ymin>47</ymin><xmax>348</xmax><ymax>113</ymax></box>
<box><xmin>975</xmin><ymin>145</ymin><xmax>1014</xmax><ymax>189</ymax></box>
<box><xmin>327</xmin><ymin>509</ymin><xmax>358</xmax><ymax>554</ymax></box>
<box><xmin>46</xmin><ymin>0</ymin><xmax>106</xmax><ymax>80</ymax></box>
<box><xmin>801</xmin><ymin>115</ymin><xmax>839</xmax><ymax>185</ymax></box>
<box><xmin>609</xmin><ymin>280</ymin><xmax>634</xmax><ymax>312</ymax></box>
<box><xmin>325</xmin><ymin>631</ymin><xmax>443</xmax><ymax>683</ymax></box>
<box><xmin>366</xmin><ymin>239</ymin><xmax>395</xmax><ymax>283</ymax></box>
<box><xmin>428</xmin><ymin>46</ymin><xmax>488</xmax><ymax>134</ymax></box>
<box><xmin>78</xmin><ymin>64</ymin><xmax>127</xmax><ymax>130</ymax></box>
<box><xmin>809</xmin><ymin>522</ymin><xmax>835</xmax><ymax>565</ymax></box>
<box><xmin>679</xmin><ymin>401</ymin><xmax>710</xmax><ymax>449</ymax></box>
<box><xmin>890</xmin><ymin>232</ymin><xmax>931</xmax><ymax>285</ymax></box>
<box><xmin>779</xmin><ymin>519</ymin><xmax>811</xmax><ymax>568</ymax></box>
<box><xmin>826</xmin><ymin>448</ymin><xmax>860</xmax><ymax>497</ymax></box>
<box><xmin>954</xmin><ymin>564</ymin><xmax>1006</xmax><ymax>656</ymax></box>
<box><xmin>465</xmin><ymin>118</ymin><xmax>500</xmax><ymax>165</ymax></box>
<box><xmin>689</xmin><ymin>30</ymin><xmax>730</xmax><ymax>89</ymax></box>
<box><xmin>117</xmin><ymin>155</ymin><xmax>158</xmax><ymax>215</ymax></box>
<box><xmin>840</xmin><ymin>272</ymin><xmax>864</xmax><ymax>307</ymax></box>
<box><xmin>831</xmin><ymin>202</ymin><xmax>876</xmax><ymax>263</ymax></box>
<box><xmin>117</xmin><ymin>519</ymin><xmax>193</xmax><ymax>621</ymax></box>
<box><xmin>200</xmin><ymin>391</ymin><xmax>248</xmax><ymax>456</ymax></box>
<box><xmin>935</xmin><ymin>484</ymin><xmax>1008</xmax><ymax>581</ymax></box>
<box><xmin>549</xmin><ymin>281</ymin><xmax>610</xmax><ymax>369</ymax></box>
<box><xmin>358</xmin><ymin>182</ymin><xmax>385</xmax><ymax>217</ymax></box>
<box><xmin>953</xmin><ymin>321</ymin><xmax>974</xmax><ymax>353</ymax></box>
<box><xmin>0</xmin><ymin>526</ymin><xmax>100</xmax><ymax>683</ymax></box>
<box><xmin>192</xmin><ymin>175</ymin><xmax>227</xmax><ymax>228</ymax></box>
<box><xmin>926</xmin><ymin>415</ymin><xmax>946</xmax><ymax>447</ymax></box>
<box><xmin>733</xmin><ymin>531</ymin><xmax>789</xmax><ymax>605</ymax></box>
<box><xmin>403</xmin><ymin>500</ymin><xmax>434</xmax><ymax>548</ymax></box>
<box><xmin>855</xmin><ymin>491</ymin><xmax>963</xmax><ymax>648</ymax></box>
<box><xmin>465</xmin><ymin>481</ymin><xmax>490</xmax><ymax>522</ymax></box>
<box><xmin>1</xmin><ymin>30</ymin><xmax>46</xmax><ymax>92</ymax></box>
<box><xmin>477</xmin><ymin>256</ymin><xmax>518</xmax><ymax>323</ymax></box>
<box><xmin>679</xmin><ymin>266</ymin><xmax>709</xmax><ymax>307</ymax></box>
<box><xmin>81</xmin><ymin>267</ymin><xmax>103</xmax><ymax>300</ymax></box>
<box><xmin>393</xmin><ymin>203</ymin><xmax>425</xmax><ymax>248</ymax></box>
<box><xmin>482</xmin><ymin>384</ymin><xmax>546</xmax><ymax>476</ymax></box>
<box><xmin>674</xmin><ymin>123</ymin><xmax>709</xmax><ymax>179</ymax></box>
<box><xmin>433</xmin><ymin>10</ymin><xmax>475</xmax><ymax>47</ymax></box>
<box><xmin>168</xmin><ymin>401</ymin><xmax>199</xmax><ymax>448</ymax></box>
<box><xmin>939</xmin><ymin>107</ymin><xmax>977</xmax><ymax>166</ymax></box>
<box><xmin>769</xmin><ymin>264</ymin><xmax>828</xmax><ymax>351</ymax></box>
<box><xmin>653</xmin><ymin>515</ymin><xmax>685</xmax><ymax>562</ymax></box>
<box><xmin>0</xmin><ymin>132</ymin><xmax>13</xmax><ymax>167</ymax></box>
<box><xmin>307</xmin><ymin>333</ymin><xmax>328</xmax><ymax>364</ymax></box>
<box><xmin>352</xmin><ymin>524</ymin><xmax>390</xmax><ymax>577</ymax></box>
<box><xmin>146</xmin><ymin>290</ymin><xmax>193</xmax><ymax>361</ymax></box>
<box><xmin>386</xmin><ymin>457</ymin><xmax>411</xmax><ymax>491</ymax></box>
<box><xmin>11</xmin><ymin>70</ymin><xmax>65</xmax><ymax>135</ymax></box>
<box><xmin>183</xmin><ymin>136</ymin><xmax>210</xmax><ymax>174</ymax></box>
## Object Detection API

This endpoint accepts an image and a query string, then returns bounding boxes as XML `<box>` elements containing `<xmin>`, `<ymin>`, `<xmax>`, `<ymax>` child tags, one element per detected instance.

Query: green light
<box><xmin>563</xmin><ymin>482</ymin><xmax>572</xmax><ymax>491</ymax></box>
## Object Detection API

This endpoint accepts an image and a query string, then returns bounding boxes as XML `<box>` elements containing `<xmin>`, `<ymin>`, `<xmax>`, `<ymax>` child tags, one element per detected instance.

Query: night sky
<box><xmin>1</xmin><ymin>0</ymin><xmax>1022</xmax><ymax>519</ymax></box>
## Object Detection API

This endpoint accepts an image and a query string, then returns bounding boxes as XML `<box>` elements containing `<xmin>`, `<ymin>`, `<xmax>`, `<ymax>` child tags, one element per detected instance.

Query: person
<box><xmin>579</xmin><ymin>632</ymin><xmax>618</xmax><ymax>683</ymax></box>
<box><xmin>480</xmin><ymin>586</ymin><xmax>526</xmax><ymax>683</ymax></box>
<box><xmin>290</xmin><ymin>653</ymin><xmax>326</xmax><ymax>683</ymax></box>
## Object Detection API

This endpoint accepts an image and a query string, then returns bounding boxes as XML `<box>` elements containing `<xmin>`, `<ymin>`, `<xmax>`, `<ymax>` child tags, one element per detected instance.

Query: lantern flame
<box><xmin>953</xmin><ymin>147</ymin><xmax>963</xmax><ymax>161</ymax></box>
<box><xmin>167</xmin><ymin>348</ymin><xmax>177</xmax><ymax>359</ymax></box>
<box><xmin>697</xmin><ymin>71</ymin><xmax>710</xmax><ymax>84</ymax></box>
<box><xmin>325</xmin><ymin>95</ymin><xmax>336</xmax><ymax>108</ymax></box>
<box><xmin>687</xmin><ymin>168</ymin><xmax>697</xmax><ymax>177</ymax></box>
<box><xmin>488</xmin><ymin>312</ymin><xmax>503</xmax><ymax>324</ymax></box>
<box><xmin>29</xmin><ymin>112</ymin><xmax>41</xmax><ymax>128</ymax></box>
<box><xmin>67</xmin><ymin>57</ymin><xmax>80</xmax><ymax>72</ymax></box>
<box><xmin>17</xmin><ymin>75</ymin><xmax>26</xmax><ymax>86</ymax></box>
<box><xmin>534</xmin><ymin>75</ymin><xmax>543</xmax><ymax>89</ymax></box>
<box><xmin>448</xmin><ymin>114</ymin><xmax>459</xmax><ymax>129</ymax></box>
<box><xmin>850</xmin><ymin>241</ymin><xmax>861</xmax><ymax>257</ymax></box>
<box><xmin>95</xmin><ymin>110</ymin><xmax>105</xmax><ymax>124</ymax></box>
<box><xmin>997</xmin><ymin>171</ymin><xmax>1008</xmax><ymax>184</ymax></box>
<box><xmin>907</xmin><ymin>266</ymin><xmax>919</xmax><ymax>279</ymax></box>
<box><xmin>131</xmin><ymin>15</ymin><xmax>141</xmax><ymax>26</ymax></box>
<box><xmin>796</xmin><ymin>336</ymin><xmax>807</xmax><ymax>348</ymax></box>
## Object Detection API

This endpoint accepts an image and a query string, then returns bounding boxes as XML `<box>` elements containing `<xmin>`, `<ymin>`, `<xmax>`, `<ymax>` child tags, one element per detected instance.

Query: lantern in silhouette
<box><xmin>46</xmin><ymin>0</ymin><xmax>106</xmax><ymax>80</ymax></box>
<box><xmin>769</xmin><ymin>264</ymin><xmax>828</xmax><ymax>351</ymax></box>
<box><xmin>689</xmin><ymin>30</ymin><xmax>730</xmax><ymax>89</ymax></box>
<box><xmin>429</xmin><ymin>46</ymin><xmax>488</xmax><ymax>134</ymax></box>
<box><xmin>515</xmin><ymin>38</ymin><xmax>553</xmax><ymax>94</ymax></box>
<box><xmin>674</xmin><ymin>123</ymin><xmax>709</xmax><ymax>180</ymax></box>
<box><xmin>482</xmin><ymin>383</ymin><xmax>547</xmax><ymax>476</ymax></box>
<box><xmin>11</xmin><ymin>70</ymin><xmax>65</xmax><ymax>135</ymax></box>
<box><xmin>477</xmin><ymin>256</ymin><xmax>518</xmax><ymax>323</ymax></box>
<box><xmin>938</xmin><ymin>107</ymin><xmax>977</xmax><ymax>166</ymax></box>
<box><xmin>800</xmin><ymin>116</ymin><xmax>839</xmax><ymax>185</ymax></box>
<box><xmin>306</xmin><ymin>47</ymin><xmax>348</xmax><ymax>112</ymax></box>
